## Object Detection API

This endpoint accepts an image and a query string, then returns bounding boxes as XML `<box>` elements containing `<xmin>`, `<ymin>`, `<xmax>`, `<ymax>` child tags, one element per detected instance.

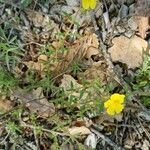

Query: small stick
<box><xmin>120</xmin><ymin>112</ymin><xmax>130</xmax><ymax>144</ymax></box>
<box><xmin>137</xmin><ymin>116</ymin><xmax>150</xmax><ymax>141</ymax></box>
<box><xmin>33</xmin><ymin>128</ymin><xmax>40</xmax><ymax>150</ymax></box>
<box><xmin>20</xmin><ymin>120</ymin><xmax>66</xmax><ymax>136</ymax></box>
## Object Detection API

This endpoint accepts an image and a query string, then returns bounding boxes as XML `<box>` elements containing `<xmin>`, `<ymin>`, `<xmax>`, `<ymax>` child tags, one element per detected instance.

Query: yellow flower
<box><xmin>82</xmin><ymin>0</ymin><xmax>97</xmax><ymax>10</ymax></box>
<box><xmin>104</xmin><ymin>93</ymin><xmax>125</xmax><ymax>116</ymax></box>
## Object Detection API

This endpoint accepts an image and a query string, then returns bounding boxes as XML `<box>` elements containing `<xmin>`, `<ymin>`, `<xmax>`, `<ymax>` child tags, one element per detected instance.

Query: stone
<box><xmin>108</xmin><ymin>36</ymin><xmax>148</xmax><ymax>69</ymax></box>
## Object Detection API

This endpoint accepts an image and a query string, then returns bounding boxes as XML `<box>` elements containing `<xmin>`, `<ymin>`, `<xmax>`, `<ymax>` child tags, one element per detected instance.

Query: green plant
<box><xmin>132</xmin><ymin>53</ymin><xmax>150</xmax><ymax>106</ymax></box>
<box><xmin>6</xmin><ymin>121</ymin><xmax>21</xmax><ymax>134</ymax></box>
<box><xmin>0</xmin><ymin>67</ymin><xmax>18</xmax><ymax>95</ymax></box>
<box><xmin>20</xmin><ymin>0</ymin><xmax>32</xmax><ymax>9</ymax></box>
<box><xmin>0</xmin><ymin>27</ymin><xmax>23</xmax><ymax>71</ymax></box>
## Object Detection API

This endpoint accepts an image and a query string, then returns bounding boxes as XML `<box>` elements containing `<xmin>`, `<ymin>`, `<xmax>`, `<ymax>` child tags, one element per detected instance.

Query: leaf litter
<box><xmin>0</xmin><ymin>0</ymin><xmax>150</xmax><ymax>149</ymax></box>
<box><xmin>13</xmin><ymin>88</ymin><xmax>55</xmax><ymax>118</ymax></box>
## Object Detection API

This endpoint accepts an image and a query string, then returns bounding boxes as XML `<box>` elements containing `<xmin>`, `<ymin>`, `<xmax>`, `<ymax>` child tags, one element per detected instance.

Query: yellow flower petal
<box><xmin>111</xmin><ymin>93</ymin><xmax>125</xmax><ymax>103</ymax></box>
<box><xmin>115</xmin><ymin>104</ymin><xmax>124</xmax><ymax>114</ymax></box>
<box><xmin>107</xmin><ymin>107</ymin><xmax>115</xmax><ymax>115</ymax></box>
<box><xmin>82</xmin><ymin>0</ymin><xmax>90</xmax><ymax>10</ymax></box>
<box><xmin>89</xmin><ymin>0</ymin><xmax>96</xmax><ymax>9</ymax></box>
<box><xmin>104</xmin><ymin>93</ymin><xmax>125</xmax><ymax>116</ymax></box>
<box><xmin>104</xmin><ymin>99</ymin><xmax>111</xmax><ymax>108</ymax></box>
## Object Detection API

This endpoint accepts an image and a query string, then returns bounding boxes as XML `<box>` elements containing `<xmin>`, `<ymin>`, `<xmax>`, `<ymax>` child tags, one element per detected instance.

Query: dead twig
<box><xmin>20</xmin><ymin>120</ymin><xmax>67</xmax><ymax>136</ymax></box>
<box><xmin>120</xmin><ymin>112</ymin><xmax>130</xmax><ymax>144</ymax></box>
<box><xmin>33</xmin><ymin>128</ymin><xmax>40</xmax><ymax>150</ymax></box>
<box><xmin>137</xmin><ymin>116</ymin><xmax>150</xmax><ymax>141</ymax></box>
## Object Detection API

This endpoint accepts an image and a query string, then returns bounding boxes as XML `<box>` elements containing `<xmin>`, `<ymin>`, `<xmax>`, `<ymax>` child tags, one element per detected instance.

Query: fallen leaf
<box><xmin>71</xmin><ymin>117</ymin><xmax>92</xmax><ymax>127</ymax></box>
<box><xmin>136</xmin><ymin>16</ymin><xmax>149</xmax><ymax>39</ymax></box>
<box><xmin>53</xmin><ymin>33</ymin><xmax>100</xmax><ymax>75</ymax></box>
<box><xmin>135</xmin><ymin>0</ymin><xmax>150</xmax><ymax>38</ymax></box>
<box><xmin>60</xmin><ymin>74</ymin><xmax>88</xmax><ymax>100</ymax></box>
<box><xmin>13</xmin><ymin>88</ymin><xmax>55</xmax><ymax>118</ymax></box>
<box><xmin>108</xmin><ymin>35</ymin><xmax>148</xmax><ymax>69</ymax></box>
<box><xmin>78</xmin><ymin>61</ymin><xmax>107</xmax><ymax>84</ymax></box>
<box><xmin>38</xmin><ymin>54</ymin><xmax>48</xmax><ymax>62</ymax></box>
<box><xmin>65</xmin><ymin>33</ymin><xmax>99</xmax><ymax>62</ymax></box>
<box><xmin>24</xmin><ymin>54</ymin><xmax>48</xmax><ymax>73</ymax></box>
<box><xmin>0</xmin><ymin>98</ymin><xmax>13</xmax><ymax>113</ymax></box>
<box><xmin>141</xmin><ymin>140</ymin><xmax>150</xmax><ymax>150</ymax></box>
<box><xmin>26</xmin><ymin>10</ymin><xmax>49</xmax><ymax>28</ymax></box>
<box><xmin>68</xmin><ymin>126</ymin><xmax>91</xmax><ymax>135</ymax></box>
<box><xmin>24</xmin><ymin>61</ymin><xmax>45</xmax><ymax>72</ymax></box>
<box><xmin>84</xmin><ymin>133</ymin><xmax>98</xmax><ymax>149</ymax></box>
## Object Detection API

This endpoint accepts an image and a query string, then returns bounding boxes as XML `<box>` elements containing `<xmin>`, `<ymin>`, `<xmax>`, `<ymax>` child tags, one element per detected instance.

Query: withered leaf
<box><xmin>13</xmin><ymin>88</ymin><xmax>55</xmax><ymax>118</ymax></box>
<box><xmin>136</xmin><ymin>16</ymin><xmax>149</xmax><ymax>39</ymax></box>
<box><xmin>0</xmin><ymin>98</ymin><xmax>13</xmax><ymax>113</ymax></box>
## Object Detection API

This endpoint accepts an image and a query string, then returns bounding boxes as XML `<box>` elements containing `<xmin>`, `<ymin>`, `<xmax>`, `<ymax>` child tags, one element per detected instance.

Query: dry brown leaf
<box><xmin>24</xmin><ymin>55</ymin><xmax>48</xmax><ymax>73</ymax></box>
<box><xmin>0</xmin><ymin>98</ymin><xmax>13</xmax><ymax>112</ymax></box>
<box><xmin>108</xmin><ymin>35</ymin><xmax>148</xmax><ymax>69</ymax></box>
<box><xmin>38</xmin><ymin>54</ymin><xmax>48</xmax><ymax>62</ymax></box>
<box><xmin>60</xmin><ymin>74</ymin><xmax>88</xmax><ymax>101</ymax></box>
<box><xmin>26</xmin><ymin>10</ymin><xmax>49</xmax><ymax>28</ymax></box>
<box><xmin>60</xmin><ymin>74</ymin><xmax>82</xmax><ymax>91</ymax></box>
<box><xmin>77</xmin><ymin>61</ymin><xmax>107</xmax><ymax>85</ymax></box>
<box><xmin>85</xmin><ymin>47</ymin><xmax>100</xmax><ymax>60</ymax></box>
<box><xmin>51</xmin><ymin>41</ymin><xmax>61</xmax><ymax>50</ymax></box>
<box><xmin>24</xmin><ymin>61</ymin><xmax>45</xmax><ymax>72</ymax></box>
<box><xmin>68</xmin><ymin>126</ymin><xmax>91</xmax><ymax>135</ymax></box>
<box><xmin>23</xmin><ymin>32</ymin><xmax>100</xmax><ymax>78</ymax></box>
<box><xmin>71</xmin><ymin>118</ymin><xmax>93</xmax><ymax>127</ymax></box>
<box><xmin>13</xmin><ymin>88</ymin><xmax>55</xmax><ymax>118</ymax></box>
<box><xmin>136</xmin><ymin>16</ymin><xmax>149</xmax><ymax>39</ymax></box>
<box><xmin>53</xmin><ymin>33</ymin><xmax>100</xmax><ymax>75</ymax></box>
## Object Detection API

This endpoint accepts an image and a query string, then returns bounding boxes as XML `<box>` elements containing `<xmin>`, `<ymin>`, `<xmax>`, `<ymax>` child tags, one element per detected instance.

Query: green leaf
<box><xmin>142</xmin><ymin>97</ymin><xmax>150</xmax><ymax>106</ymax></box>
<box><xmin>20</xmin><ymin>0</ymin><xmax>32</xmax><ymax>9</ymax></box>
<box><xmin>0</xmin><ymin>27</ymin><xmax>7</xmax><ymax>41</ymax></box>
